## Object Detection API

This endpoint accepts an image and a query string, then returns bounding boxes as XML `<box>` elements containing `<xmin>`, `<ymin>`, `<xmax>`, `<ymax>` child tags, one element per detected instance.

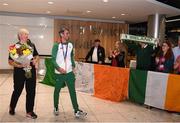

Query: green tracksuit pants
<box><xmin>54</xmin><ymin>72</ymin><xmax>79</xmax><ymax>112</ymax></box>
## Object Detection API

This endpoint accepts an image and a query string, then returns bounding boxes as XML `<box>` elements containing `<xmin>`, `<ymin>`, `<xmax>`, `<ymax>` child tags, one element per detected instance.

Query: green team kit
<box><xmin>51</xmin><ymin>41</ymin><xmax>87</xmax><ymax>118</ymax></box>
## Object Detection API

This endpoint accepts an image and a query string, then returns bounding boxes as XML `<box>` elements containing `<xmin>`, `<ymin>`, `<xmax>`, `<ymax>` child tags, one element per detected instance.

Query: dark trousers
<box><xmin>10</xmin><ymin>67</ymin><xmax>36</xmax><ymax>113</ymax></box>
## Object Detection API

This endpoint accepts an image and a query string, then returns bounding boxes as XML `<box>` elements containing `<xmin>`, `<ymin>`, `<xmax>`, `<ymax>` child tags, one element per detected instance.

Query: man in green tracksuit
<box><xmin>51</xmin><ymin>27</ymin><xmax>87</xmax><ymax>118</ymax></box>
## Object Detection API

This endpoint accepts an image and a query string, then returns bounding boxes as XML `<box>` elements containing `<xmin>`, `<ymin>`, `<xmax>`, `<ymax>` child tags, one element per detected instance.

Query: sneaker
<box><xmin>74</xmin><ymin>110</ymin><xmax>87</xmax><ymax>118</ymax></box>
<box><xmin>9</xmin><ymin>107</ymin><xmax>15</xmax><ymax>115</ymax></box>
<box><xmin>53</xmin><ymin>107</ymin><xmax>59</xmax><ymax>116</ymax></box>
<box><xmin>26</xmin><ymin>112</ymin><xmax>38</xmax><ymax>119</ymax></box>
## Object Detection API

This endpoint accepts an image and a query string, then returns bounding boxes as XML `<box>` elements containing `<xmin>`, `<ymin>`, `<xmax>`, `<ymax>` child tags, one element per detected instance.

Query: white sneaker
<box><xmin>74</xmin><ymin>110</ymin><xmax>87</xmax><ymax>118</ymax></box>
<box><xmin>53</xmin><ymin>107</ymin><xmax>59</xmax><ymax>116</ymax></box>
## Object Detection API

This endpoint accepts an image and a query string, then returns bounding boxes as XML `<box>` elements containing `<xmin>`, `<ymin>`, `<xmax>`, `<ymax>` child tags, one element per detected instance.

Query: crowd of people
<box><xmin>85</xmin><ymin>36</ymin><xmax>180</xmax><ymax>74</ymax></box>
<box><xmin>8</xmin><ymin>27</ymin><xmax>180</xmax><ymax>119</ymax></box>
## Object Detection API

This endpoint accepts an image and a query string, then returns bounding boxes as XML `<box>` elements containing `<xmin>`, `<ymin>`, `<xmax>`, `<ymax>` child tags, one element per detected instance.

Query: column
<box><xmin>147</xmin><ymin>13</ymin><xmax>166</xmax><ymax>43</ymax></box>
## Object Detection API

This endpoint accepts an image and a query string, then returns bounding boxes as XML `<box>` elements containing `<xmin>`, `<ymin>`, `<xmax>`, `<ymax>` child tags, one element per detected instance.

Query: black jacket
<box><xmin>85</xmin><ymin>46</ymin><xmax>105</xmax><ymax>64</ymax></box>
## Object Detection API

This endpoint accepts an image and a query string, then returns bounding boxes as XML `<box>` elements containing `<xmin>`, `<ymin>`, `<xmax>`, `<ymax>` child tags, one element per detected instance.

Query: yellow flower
<box><xmin>10</xmin><ymin>49</ymin><xmax>17</xmax><ymax>55</ymax></box>
<box><xmin>23</xmin><ymin>49</ymin><xmax>31</xmax><ymax>55</ymax></box>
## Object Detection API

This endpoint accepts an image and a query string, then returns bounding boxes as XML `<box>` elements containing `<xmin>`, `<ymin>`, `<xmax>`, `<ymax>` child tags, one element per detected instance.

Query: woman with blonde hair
<box><xmin>8</xmin><ymin>28</ymin><xmax>39</xmax><ymax>119</ymax></box>
<box><xmin>108</xmin><ymin>41</ymin><xmax>126</xmax><ymax>67</ymax></box>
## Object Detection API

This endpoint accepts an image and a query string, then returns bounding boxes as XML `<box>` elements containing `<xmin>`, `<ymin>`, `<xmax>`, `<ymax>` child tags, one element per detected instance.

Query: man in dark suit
<box><xmin>85</xmin><ymin>39</ymin><xmax>105</xmax><ymax>64</ymax></box>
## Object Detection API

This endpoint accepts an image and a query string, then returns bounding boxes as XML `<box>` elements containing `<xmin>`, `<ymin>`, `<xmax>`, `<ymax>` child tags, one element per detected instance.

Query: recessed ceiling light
<box><xmin>48</xmin><ymin>1</ymin><xmax>54</xmax><ymax>4</ymax></box>
<box><xmin>46</xmin><ymin>11</ymin><xmax>51</xmax><ymax>14</ymax></box>
<box><xmin>112</xmin><ymin>16</ymin><xmax>116</xmax><ymax>19</ymax></box>
<box><xmin>103</xmin><ymin>0</ymin><xmax>108</xmax><ymax>3</ymax></box>
<box><xmin>121</xmin><ymin>13</ymin><xmax>126</xmax><ymax>16</ymax></box>
<box><xmin>86</xmin><ymin>10</ymin><xmax>91</xmax><ymax>13</ymax></box>
<box><xmin>3</xmin><ymin>3</ymin><xmax>8</xmax><ymax>6</ymax></box>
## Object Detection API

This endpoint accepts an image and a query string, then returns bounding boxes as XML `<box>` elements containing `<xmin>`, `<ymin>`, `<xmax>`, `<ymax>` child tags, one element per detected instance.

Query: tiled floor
<box><xmin>0</xmin><ymin>73</ymin><xmax>180</xmax><ymax>122</ymax></box>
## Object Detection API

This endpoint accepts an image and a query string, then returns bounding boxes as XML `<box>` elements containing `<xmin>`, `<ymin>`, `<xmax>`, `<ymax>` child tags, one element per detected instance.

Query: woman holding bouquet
<box><xmin>8</xmin><ymin>28</ymin><xmax>39</xmax><ymax>119</ymax></box>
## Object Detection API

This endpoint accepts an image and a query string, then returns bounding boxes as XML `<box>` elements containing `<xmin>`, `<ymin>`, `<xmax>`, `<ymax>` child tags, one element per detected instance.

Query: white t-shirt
<box><xmin>92</xmin><ymin>47</ymin><xmax>98</xmax><ymax>62</ymax></box>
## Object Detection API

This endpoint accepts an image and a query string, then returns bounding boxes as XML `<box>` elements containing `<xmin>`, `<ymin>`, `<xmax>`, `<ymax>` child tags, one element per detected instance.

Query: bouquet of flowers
<box><xmin>9</xmin><ymin>43</ymin><xmax>33</xmax><ymax>78</ymax></box>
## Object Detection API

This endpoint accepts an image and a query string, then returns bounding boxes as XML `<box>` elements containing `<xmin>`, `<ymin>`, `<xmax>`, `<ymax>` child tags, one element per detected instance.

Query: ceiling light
<box><xmin>48</xmin><ymin>1</ymin><xmax>54</xmax><ymax>5</ymax></box>
<box><xmin>3</xmin><ymin>3</ymin><xmax>8</xmax><ymax>6</ymax></box>
<box><xmin>121</xmin><ymin>13</ymin><xmax>126</xmax><ymax>16</ymax></box>
<box><xmin>103</xmin><ymin>0</ymin><xmax>108</xmax><ymax>3</ymax></box>
<box><xmin>86</xmin><ymin>10</ymin><xmax>91</xmax><ymax>13</ymax></box>
<box><xmin>112</xmin><ymin>16</ymin><xmax>116</xmax><ymax>19</ymax></box>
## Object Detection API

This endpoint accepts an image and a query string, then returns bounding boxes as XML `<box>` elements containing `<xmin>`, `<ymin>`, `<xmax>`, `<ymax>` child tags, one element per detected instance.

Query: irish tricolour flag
<box><xmin>129</xmin><ymin>69</ymin><xmax>180</xmax><ymax>112</ymax></box>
